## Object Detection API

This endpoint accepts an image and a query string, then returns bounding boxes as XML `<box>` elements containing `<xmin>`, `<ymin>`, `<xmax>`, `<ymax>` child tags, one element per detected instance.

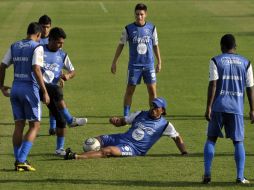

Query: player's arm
<box><xmin>205</xmin><ymin>59</ymin><xmax>218</xmax><ymax>121</ymax></box>
<box><xmin>32</xmin><ymin>46</ymin><xmax>50</xmax><ymax>105</ymax></box>
<box><xmin>109</xmin><ymin>111</ymin><xmax>142</xmax><ymax>127</ymax></box>
<box><xmin>0</xmin><ymin>47</ymin><xmax>12</xmax><ymax>97</ymax></box>
<box><xmin>111</xmin><ymin>28</ymin><xmax>127</xmax><ymax>74</ymax></box>
<box><xmin>61</xmin><ymin>55</ymin><xmax>75</xmax><ymax>81</ymax></box>
<box><xmin>152</xmin><ymin>27</ymin><xmax>161</xmax><ymax>73</ymax></box>
<box><xmin>246</xmin><ymin>63</ymin><xmax>254</xmax><ymax>123</ymax></box>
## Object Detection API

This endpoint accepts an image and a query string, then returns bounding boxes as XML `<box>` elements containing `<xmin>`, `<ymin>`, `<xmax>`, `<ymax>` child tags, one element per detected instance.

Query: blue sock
<box><xmin>204</xmin><ymin>140</ymin><xmax>215</xmax><ymax>177</ymax></box>
<box><xmin>56</xmin><ymin>136</ymin><xmax>65</xmax><ymax>150</ymax></box>
<box><xmin>50</xmin><ymin>115</ymin><xmax>56</xmax><ymax>129</ymax></box>
<box><xmin>124</xmin><ymin>105</ymin><xmax>130</xmax><ymax>117</ymax></box>
<box><xmin>14</xmin><ymin>146</ymin><xmax>21</xmax><ymax>160</ymax></box>
<box><xmin>18</xmin><ymin>141</ymin><xmax>33</xmax><ymax>163</ymax></box>
<box><xmin>60</xmin><ymin>108</ymin><xmax>73</xmax><ymax>124</ymax></box>
<box><xmin>234</xmin><ymin>141</ymin><xmax>245</xmax><ymax>180</ymax></box>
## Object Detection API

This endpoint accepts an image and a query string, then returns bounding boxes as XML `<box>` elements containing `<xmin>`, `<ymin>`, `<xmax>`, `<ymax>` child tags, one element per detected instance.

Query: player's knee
<box><xmin>207</xmin><ymin>136</ymin><xmax>217</xmax><ymax>143</ymax></box>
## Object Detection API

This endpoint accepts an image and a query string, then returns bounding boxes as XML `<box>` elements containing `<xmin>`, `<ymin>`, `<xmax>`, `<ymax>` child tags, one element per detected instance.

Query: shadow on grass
<box><xmin>147</xmin><ymin>152</ymin><xmax>254</xmax><ymax>157</ymax></box>
<box><xmin>0</xmin><ymin>178</ymin><xmax>252</xmax><ymax>187</ymax></box>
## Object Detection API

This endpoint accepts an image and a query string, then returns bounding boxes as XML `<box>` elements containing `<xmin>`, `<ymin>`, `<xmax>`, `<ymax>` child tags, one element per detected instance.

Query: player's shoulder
<box><xmin>58</xmin><ymin>48</ymin><xmax>67</xmax><ymax>58</ymax></box>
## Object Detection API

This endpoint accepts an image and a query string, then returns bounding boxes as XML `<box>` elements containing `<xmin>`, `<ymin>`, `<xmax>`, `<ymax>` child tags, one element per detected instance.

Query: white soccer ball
<box><xmin>83</xmin><ymin>137</ymin><xmax>101</xmax><ymax>152</ymax></box>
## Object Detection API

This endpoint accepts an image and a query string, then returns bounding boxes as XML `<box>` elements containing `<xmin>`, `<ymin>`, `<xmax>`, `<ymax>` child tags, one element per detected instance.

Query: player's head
<box><xmin>48</xmin><ymin>27</ymin><xmax>66</xmax><ymax>51</ymax></box>
<box><xmin>220</xmin><ymin>34</ymin><xmax>236</xmax><ymax>53</ymax></box>
<box><xmin>27</xmin><ymin>22</ymin><xmax>42</xmax><ymax>42</ymax></box>
<box><xmin>150</xmin><ymin>97</ymin><xmax>167</xmax><ymax>119</ymax></box>
<box><xmin>38</xmin><ymin>15</ymin><xmax>52</xmax><ymax>38</ymax></box>
<box><xmin>134</xmin><ymin>3</ymin><xmax>147</xmax><ymax>25</ymax></box>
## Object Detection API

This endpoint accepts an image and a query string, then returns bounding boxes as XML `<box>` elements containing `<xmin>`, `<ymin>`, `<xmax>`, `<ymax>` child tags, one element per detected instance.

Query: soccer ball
<box><xmin>83</xmin><ymin>137</ymin><xmax>101</xmax><ymax>152</ymax></box>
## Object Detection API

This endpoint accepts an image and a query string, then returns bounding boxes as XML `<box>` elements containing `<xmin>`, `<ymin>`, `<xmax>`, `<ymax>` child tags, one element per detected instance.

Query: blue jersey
<box><xmin>41</xmin><ymin>45</ymin><xmax>68</xmax><ymax>85</ymax></box>
<box><xmin>211</xmin><ymin>53</ymin><xmax>250</xmax><ymax>115</ymax></box>
<box><xmin>121</xmin><ymin>111</ymin><xmax>168</xmax><ymax>155</ymax></box>
<box><xmin>125</xmin><ymin>22</ymin><xmax>155</xmax><ymax>69</ymax></box>
<box><xmin>39</xmin><ymin>37</ymin><xmax>48</xmax><ymax>45</ymax></box>
<box><xmin>10</xmin><ymin>39</ymin><xmax>41</xmax><ymax>88</ymax></box>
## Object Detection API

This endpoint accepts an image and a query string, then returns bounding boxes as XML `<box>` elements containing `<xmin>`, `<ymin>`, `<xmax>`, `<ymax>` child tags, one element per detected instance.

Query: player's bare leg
<box><xmin>65</xmin><ymin>146</ymin><xmax>122</xmax><ymax>160</ymax></box>
<box><xmin>146</xmin><ymin>83</ymin><xmax>157</xmax><ymax>107</ymax></box>
<box><xmin>172</xmin><ymin>136</ymin><xmax>188</xmax><ymax>155</ymax></box>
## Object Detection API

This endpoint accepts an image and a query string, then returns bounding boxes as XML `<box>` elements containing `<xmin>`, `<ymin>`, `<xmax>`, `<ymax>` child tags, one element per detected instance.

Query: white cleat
<box><xmin>69</xmin><ymin>117</ymin><xmax>88</xmax><ymax>128</ymax></box>
<box><xmin>236</xmin><ymin>178</ymin><xmax>250</xmax><ymax>184</ymax></box>
<box><xmin>55</xmin><ymin>148</ymin><xmax>66</xmax><ymax>156</ymax></box>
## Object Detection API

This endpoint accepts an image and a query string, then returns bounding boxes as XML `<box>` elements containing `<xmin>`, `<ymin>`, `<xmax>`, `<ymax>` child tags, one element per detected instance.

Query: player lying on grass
<box><xmin>64</xmin><ymin>97</ymin><xmax>187</xmax><ymax>160</ymax></box>
<box><xmin>40</xmin><ymin>27</ymin><xmax>87</xmax><ymax>156</ymax></box>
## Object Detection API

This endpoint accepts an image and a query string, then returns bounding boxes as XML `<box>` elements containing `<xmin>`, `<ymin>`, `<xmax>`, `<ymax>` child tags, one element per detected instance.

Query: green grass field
<box><xmin>1</xmin><ymin>0</ymin><xmax>254</xmax><ymax>189</ymax></box>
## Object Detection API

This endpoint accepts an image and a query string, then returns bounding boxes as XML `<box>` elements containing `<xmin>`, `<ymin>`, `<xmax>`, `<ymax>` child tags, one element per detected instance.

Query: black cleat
<box><xmin>202</xmin><ymin>175</ymin><xmax>211</xmax><ymax>184</ymax></box>
<box><xmin>49</xmin><ymin>128</ymin><xmax>56</xmax><ymax>136</ymax></box>
<box><xmin>64</xmin><ymin>148</ymin><xmax>76</xmax><ymax>160</ymax></box>
<box><xmin>236</xmin><ymin>177</ymin><xmax>250</xmax><ymax>184</ymax></box>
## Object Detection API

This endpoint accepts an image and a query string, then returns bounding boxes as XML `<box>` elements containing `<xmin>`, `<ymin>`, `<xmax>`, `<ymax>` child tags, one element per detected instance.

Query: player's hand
<box><xmin>249</xmin><ymin>110</ymin><xmax>254</xmax><ymax>124</ymax></box>
<box><xmin>156</xmin><ymin>63</ymin><xmax>161</xmax><ymax>73</ymax></box>
<box><xmin>111</xmin><ymin>63</ymin><xmax>116</xmax><ymax>74</ymax></box>
<box><xmin>1</xmin><ymin>86</ymin><xmax>11</xmax><ymax>97</ymax></box>
<box><xmin>205</xmin><ymin>107</ymin><xmax>211</xmax><ymax>122</ymax></box>
<box><xmin>61</xmin><ymin>73</ymin><xmax>70</xmax><ymax>81</ymax></box>
<box><xmin>43</xmin><ymin>92</ymin><xmax>50</xmax><ymax>105</ymax></box>
<box><xmin>109</xmin><ymin>117</ymin><xmax>122</xmax><ymax>127</ymax></box>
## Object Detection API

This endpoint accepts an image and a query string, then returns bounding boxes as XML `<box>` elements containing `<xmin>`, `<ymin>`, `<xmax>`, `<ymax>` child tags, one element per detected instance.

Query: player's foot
<box><xmin>55</xmin><ymin>148</ymin><xmax>66</xmax><ymax>156</ymax></box>
<box><xmin>49</xmin><ymin>128</ymin><xmax>56</xmax><ymax>136</ymax></box>
<box><xmin>69</xmin><ymin>117</ymin><xmax>87</xmax><ymax>128</ymax></box>
<box><xmin>202</xmin><ymin>175</ymin><xmax>211</xmax><ymax>184</ymax></box>
<box><xmin>181</xmin><ymin>151</ymin><xmax>188</xmax><ymax>156</ymax></box>
<box><xmin>15</xmin><ymin>160</ymin><xmax>36</xmax><ymax>171</ymax></box>
<box><xmin>64</xmin><ymin>148</ymin><xmax>76</xmax><ymax>160</ymax></box>
<box><xmin>236</xmin><ymin>178</ymin><xmax>250</xmax><ymax>184</ymax></box>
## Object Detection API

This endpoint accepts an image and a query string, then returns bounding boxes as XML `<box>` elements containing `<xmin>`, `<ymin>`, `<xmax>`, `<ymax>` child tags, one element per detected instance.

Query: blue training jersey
<box><xmin>126</xmin><ymin>22</ymin><xmax>155</xmax><ymax>69</ymax></box>
<box><xmin>121</xmin><ymin>111</ymin><xmax>168</xmax><ymax>155</ymax></box>
<box><xmin>10</xmin><ymin>39</ymin><xmax>41</xmax><ymax>87</ymax></box>
<box><xmin>211</xmin><ymin>53</ymin><xmax>250</xmax><ymax>115</ymax></box>
<box><xmin>41</xmin><ymin>45</ymin><xmax>68</xmax><ymax>85</ymax></box>
<box><xmin>39</xmin><ymin>37</ymin><xmax>48</xmax><ymax>45</ymax></box>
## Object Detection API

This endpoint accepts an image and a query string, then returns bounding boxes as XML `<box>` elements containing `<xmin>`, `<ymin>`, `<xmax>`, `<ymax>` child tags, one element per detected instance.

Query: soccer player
<box><xmin>111</xmin><ymin>3</ymin><xmax>162</xmax><ymax>117</ymax></box>
<box><xmin>64</xmin><ymin>97</ymin><xmax>187</xmax><ymax>160</ymax></box>
<box><xmin>41</xmin><ymin>27</ymin><xmax>87</xmax><ymax>156</ymax></box>
<box><xmin>203</xmin><ymin>34</ymin><xmax>254</xmax><ymax>184</ymax></box>
<box><xmin>0</xmin><ymin>22</ymin><xmax>50</xmax><ymax>171</ymax></box>
<box><xmin>38</xmin><ymin>14</ymin><xmax>51</xmax><ymax>45</ymax></box>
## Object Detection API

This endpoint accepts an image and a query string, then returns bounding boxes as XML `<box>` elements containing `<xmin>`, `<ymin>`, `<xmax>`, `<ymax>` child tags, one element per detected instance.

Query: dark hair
<box><xmin>27</xmin><ymin>22</ymin><xmax>42</xmax><ymax>35</ymax></box>
<box><xmin>220</xmin><ymin>34</ymin><xmax>236</xmax><ymax>50</ymax></box>
<box><xmin>135</xmin><ymin>3</ymin><xmax>147</xmax><ymax>11</ymax></box>
<box><xmin>49</xmin><ymin>27</ymin><xmax>66</xmax><ymax>41</ymax></box>
<box><xmin>38</xmin><ymin>15</ymin><xmax>51</xmax><ymax>25</ymax></box>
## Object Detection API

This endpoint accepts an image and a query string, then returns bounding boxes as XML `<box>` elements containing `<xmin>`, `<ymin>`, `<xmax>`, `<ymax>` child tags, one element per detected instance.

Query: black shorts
<box><xmin>40</xmin><ymin>83</ymin><xmax>66</xmax><ymax>128</ymax></box>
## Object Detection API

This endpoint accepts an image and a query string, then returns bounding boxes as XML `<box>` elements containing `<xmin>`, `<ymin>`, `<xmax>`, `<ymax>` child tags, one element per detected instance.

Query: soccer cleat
<box><xmin>49</xmin><ymin>128</ymin><xmax>56</xmax><ymax>136</ymax></box>
<box><xmin>64</xmin><ymin>148</ymin><xmax>76</xmax><ymax>160</ymax></box>
<box><xmin>69</xmin><ymin>117</ymin><xmax>87</xmax><ymax>128</ymax></box>
<box><xmin>181</xmin><ymin>151</ymin><xmax>188</xmax><ymax>156</ymax></box>
<box><xmin>202</xmin><ymin>175</ymin><xmax>211</xmax><ymax>184</ymax></box>
<box><xmin>15</xmin><ymin>160</ymin><xmax>36</xmax><ymax>171</ymax></box>
<box><xmin>55</xmin><ymin>148</ymin><xmax>66</xmax><ymax>156</ymax></box>
<box><xmin>236</xmin><ymin>178</ymin><xmax>250</xmax><ymax>184</ymax></box>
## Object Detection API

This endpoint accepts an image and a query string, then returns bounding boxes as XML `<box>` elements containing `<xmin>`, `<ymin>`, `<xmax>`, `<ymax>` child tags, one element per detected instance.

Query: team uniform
<box><xmin>1</xmin><ymin>39</ymin><xmax>44</xmax><ymax>121</ymax></box>
<box><xmin>39</xmin><ymin>37</ymin><xmax>48</xmax><ymax>45</ymax></box>
<box><xmin>100</xmin><ymin>111</ymin><xmax>179</xmax><ymax>156</ymax></box>
<box><xmin>40</xmin><ymin>44</ymin><xmax>74</xmax><ymax>128</ymax></box>
<box><xmin>119</xmin><ymin>22</ymin><xmax>158</xmax><ymax>85</ymax></box>
<box><xmin>208</xmin><ymin>53</ymin><xmax>254</xmax><ymax>141</ymax></box>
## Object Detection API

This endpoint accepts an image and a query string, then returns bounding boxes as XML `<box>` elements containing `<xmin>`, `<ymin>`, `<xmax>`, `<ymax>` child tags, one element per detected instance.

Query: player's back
<box><xmin>212</xmin><ymin>53</ymin><xmax>250</xmax><ymax>115</ymax></box>
<box><xmin>11</xmin><ymin>39</ymin><xmax>40</xmax><ymax>87</ymax></box>
<box><xmin>122</xmin><ymin>111</ymin><xmax>168</xmax><ymax>155</ymax></box>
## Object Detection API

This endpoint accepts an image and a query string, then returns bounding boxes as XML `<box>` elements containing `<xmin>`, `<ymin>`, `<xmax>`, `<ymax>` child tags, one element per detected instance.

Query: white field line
<box><xmin>99</xmin><ymin>2</ymin><xmax>108</xmax><ymax>13</ymax></box>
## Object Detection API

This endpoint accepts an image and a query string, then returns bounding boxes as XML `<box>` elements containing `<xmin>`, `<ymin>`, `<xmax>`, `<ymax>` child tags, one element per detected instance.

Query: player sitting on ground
<box><xmin>64</xmin><ymin>97</ymin><xmax>187</xmax><ymax>160</ymax></box>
